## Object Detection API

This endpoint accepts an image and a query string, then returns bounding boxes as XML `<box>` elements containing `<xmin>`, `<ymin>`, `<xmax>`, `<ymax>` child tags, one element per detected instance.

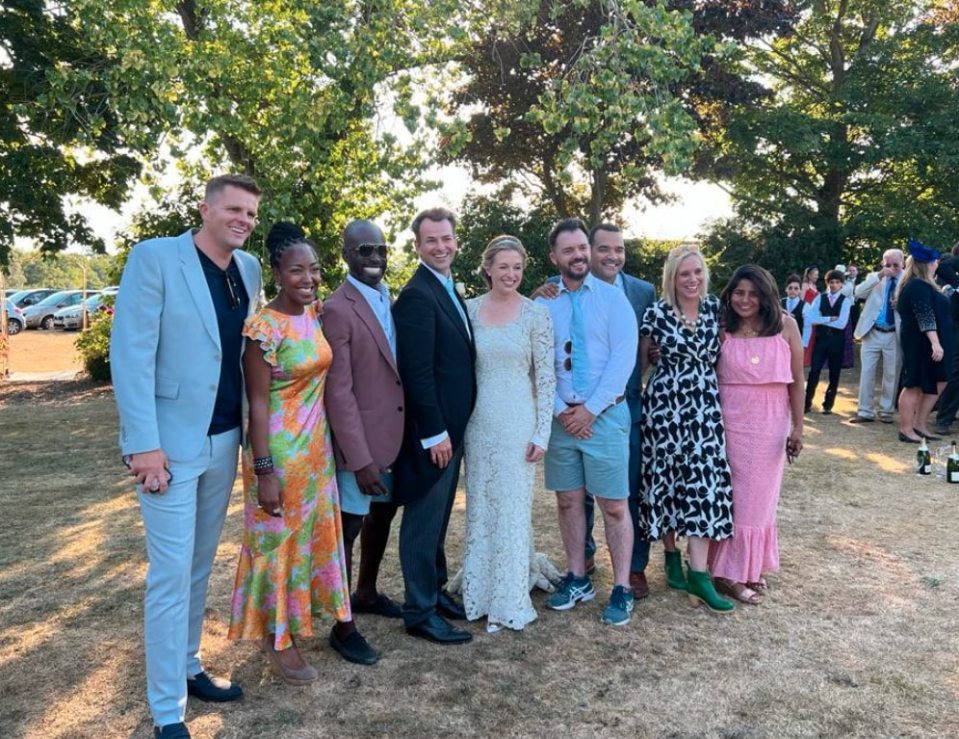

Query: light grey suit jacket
<box><xmin>110</xmin><ymin>228</ymin><xmax>262</xmax><ymax>461</ymax></box>
<box><xmin>854</xmin><ymin>271</ymin><xmax>899</xmax><ymax>340</ymax></box>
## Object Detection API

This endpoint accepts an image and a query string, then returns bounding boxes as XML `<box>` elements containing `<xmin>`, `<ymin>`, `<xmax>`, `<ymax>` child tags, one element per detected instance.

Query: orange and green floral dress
<box><xmin>228</xmin><ymin>305</ymin><xmax>351</xmax><ymax>650</ymax></box>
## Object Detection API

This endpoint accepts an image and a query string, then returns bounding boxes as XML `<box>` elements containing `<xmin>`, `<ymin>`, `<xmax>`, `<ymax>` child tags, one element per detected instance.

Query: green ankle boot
<box><xmin>664</xmin><ymin>550</ymin><xmax>687</xmax><ymax>591</ymax></box>
<box><xmin>686</xmin><ymin>568</ymin><xmax>734</xmax><ymax>613</ymax></box>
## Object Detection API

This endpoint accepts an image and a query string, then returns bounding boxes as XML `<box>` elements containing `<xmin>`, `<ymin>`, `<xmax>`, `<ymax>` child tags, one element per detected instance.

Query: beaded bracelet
<box><xmin>253</xmin><ymin>455</ymin><xmax>274</xmax><ymax>475</ymax></box>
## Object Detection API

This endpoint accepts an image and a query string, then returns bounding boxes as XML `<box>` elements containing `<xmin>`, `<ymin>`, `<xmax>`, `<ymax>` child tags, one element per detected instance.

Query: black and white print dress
<box><xmin>638</xmin><ymin>294</ymin><xmax>733</xmax><ymax>541</ymax></box>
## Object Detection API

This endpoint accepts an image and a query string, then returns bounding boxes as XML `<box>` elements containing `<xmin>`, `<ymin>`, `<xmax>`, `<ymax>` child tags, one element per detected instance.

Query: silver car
<box><xmin>22</xmin><ymin>290</ymin><xmax>85</xmax><ymax>330</ymax></box>
<box><xmin>54</xmin><ymin>292</ymin><xmax>106</xmax><ymax>330</ymax></box>
<box><xmin>4</xmin><ymin>299</ymin><xmax>26</xmax><ymax>335</ymax></box>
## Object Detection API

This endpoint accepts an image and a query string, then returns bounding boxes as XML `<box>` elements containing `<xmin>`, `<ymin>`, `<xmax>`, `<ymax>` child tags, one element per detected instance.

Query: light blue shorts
<box><xmin>544</xmin><ymin>402</ymin><xmax>630</xmax><ymax>499</ymax></box>
<box><xmin>336</xmin><ymin>470</ymin><xmax>393</xmax><ymax>516</ymax></box>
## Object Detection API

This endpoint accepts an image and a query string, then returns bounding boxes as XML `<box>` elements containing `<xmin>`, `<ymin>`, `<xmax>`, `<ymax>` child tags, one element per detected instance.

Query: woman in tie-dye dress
<box><xmin>229</xmin><ymin>223</ymin><xmax>378</xmax><ymax>685</ymax></box>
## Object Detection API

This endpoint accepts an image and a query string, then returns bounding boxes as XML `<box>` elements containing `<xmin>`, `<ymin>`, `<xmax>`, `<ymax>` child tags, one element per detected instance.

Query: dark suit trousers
<box><xmin>399</xmin><ymin>446</ymin><xmax>463</xmax><ymax>627</ymax></box>
<box><xmin>806</xmin><ymin>328</ymin><xmax>845</xmax><ymax>411</ymax></box>
<box><xmin>936</xmin><ymin>324</ymin><xmax>959</xmax><ymax>425</ymax></box>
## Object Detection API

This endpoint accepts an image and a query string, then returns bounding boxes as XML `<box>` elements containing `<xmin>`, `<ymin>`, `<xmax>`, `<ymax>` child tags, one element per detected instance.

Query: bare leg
<box><xmin>687</xmin><ymin>536</ymin><xmax>710</xmax><ymax>572</ymax></box>
<box><xmin>354</xmin><ymin>502</ymin><xmax>398</xmax><ymax>603</ymax></box>
<box><xmin>596</xmin><ymin>497</ymin><xmax>632</xmax><ymax>588</ymax></box>
<box><xmin>556</xmin><ymin>488</ymin><xmax>587</xmax><ymax>577</ymax></box>
<box><xmin>898</xmin><ymin>387</ymin><xmax>921</xmax><ymax>437</ymax></box>
<box><xmin>664</xmin><ymin>531</ymin><xmax>678</xmax><ymax>552</ymax></box>
<box><xmin>915</xmin><ymin>385</ymin><xmax>945</xmax><ymax>436</ymax></box>
<box><xmin>340</xmin><ymin>512</ymin><xmax>364</xmax><ymax>591</ymax></box>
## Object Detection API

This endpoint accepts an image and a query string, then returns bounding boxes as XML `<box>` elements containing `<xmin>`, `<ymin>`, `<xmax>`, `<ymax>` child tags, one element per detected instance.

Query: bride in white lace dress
<box><xmin>458</xmin><ymin>236</ymin><xmax>559</xmax><ymax>633</ymax></box>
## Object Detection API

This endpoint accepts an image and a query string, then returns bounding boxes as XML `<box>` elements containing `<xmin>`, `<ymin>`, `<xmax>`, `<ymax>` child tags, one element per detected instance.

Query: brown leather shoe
<box><xmin>629</xmin><ymin>570</ymin><xmax>649</xmax><ymax>599</ymax></box>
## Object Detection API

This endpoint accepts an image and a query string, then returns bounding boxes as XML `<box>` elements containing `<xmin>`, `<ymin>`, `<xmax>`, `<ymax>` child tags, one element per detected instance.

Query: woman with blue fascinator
<box><xmin>896</xmin><ymin>239</ymin><xmax>952</xmax><ymax>443</ymax></box>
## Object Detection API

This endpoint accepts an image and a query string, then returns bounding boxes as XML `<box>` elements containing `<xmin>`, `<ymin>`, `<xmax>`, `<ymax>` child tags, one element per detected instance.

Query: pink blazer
<box><xmin>323</xmin><ymin>280</ymin><xmax>405</xmax><ymax>472</ymax></box>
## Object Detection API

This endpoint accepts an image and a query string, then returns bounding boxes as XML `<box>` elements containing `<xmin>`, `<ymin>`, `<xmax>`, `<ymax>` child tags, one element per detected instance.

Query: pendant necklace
<box><xmin>741</xmin><ymin>324</ymin><xmax>761</xmax><ymax>364</ymax></box>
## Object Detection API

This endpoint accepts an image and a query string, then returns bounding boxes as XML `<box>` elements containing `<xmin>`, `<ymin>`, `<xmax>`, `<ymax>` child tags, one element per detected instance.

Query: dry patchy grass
<box><xmin>1</xmin><ymin>378</ymin><xmax>958</xmax><ymax>738</ymax></box>
<box><xmin>5</xmin><ymin>330</ymin><xmax>83</xmax><ymax>375</ymax></box>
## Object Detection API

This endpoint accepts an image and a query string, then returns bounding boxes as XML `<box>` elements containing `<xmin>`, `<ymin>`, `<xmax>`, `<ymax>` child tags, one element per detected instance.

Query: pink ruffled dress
<box><xmin>708</xmin><ymin>333</ymin><xmax>794</xmax><ymax>583</ymax></box>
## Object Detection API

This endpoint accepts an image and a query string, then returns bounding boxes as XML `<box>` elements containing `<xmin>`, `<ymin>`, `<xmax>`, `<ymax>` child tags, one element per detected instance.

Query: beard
<box><xmin>560</xmin><ymin>258</ymin><xmax>589</xmax><ymax>281</ymax></box>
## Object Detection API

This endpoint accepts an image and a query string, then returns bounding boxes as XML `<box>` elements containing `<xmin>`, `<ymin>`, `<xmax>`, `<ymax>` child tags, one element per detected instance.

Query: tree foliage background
<box><xmin>2</xmin><ymin>0</ymin><xmax>958</xmax><ymax>290</ymax></box>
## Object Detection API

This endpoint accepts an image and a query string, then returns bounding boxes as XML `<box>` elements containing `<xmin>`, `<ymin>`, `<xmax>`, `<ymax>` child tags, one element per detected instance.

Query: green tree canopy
<box><xmin>703</xmin><ymin>0</ymin><xmax>959</xmax><ymax>275</ymax></box>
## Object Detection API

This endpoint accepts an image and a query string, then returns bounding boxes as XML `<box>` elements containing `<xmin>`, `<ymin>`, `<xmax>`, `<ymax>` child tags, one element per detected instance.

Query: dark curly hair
<box><xmin>720</xmin><ymin>265</ymin><xmax>784</xmax><ymax>337</ymax></box>
<box><xmin>265</xmin><ymin>221</ymin><xmax>314</xmax><ymax>269</ymax></box>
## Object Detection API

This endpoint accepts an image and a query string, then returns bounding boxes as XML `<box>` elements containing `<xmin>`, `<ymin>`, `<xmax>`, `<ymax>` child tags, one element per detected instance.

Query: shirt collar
<box><xmin>614</xmin><ymin>272</ymin><xmax>624</xmax><ymax>290</ymax></box>
<box><xmin>420</xmin><ymin>260</ymin><xmax>453</xmax><ymax>286</ymax></box>
<box><xmin>347</xmin><ymin>273</ymin><xmax>389</xmax><ymax>302</ymax></box>
<box><xmin>558</xmin><ymin>271</ymin><xmax>597</xmax><ymax>294</ymax></box>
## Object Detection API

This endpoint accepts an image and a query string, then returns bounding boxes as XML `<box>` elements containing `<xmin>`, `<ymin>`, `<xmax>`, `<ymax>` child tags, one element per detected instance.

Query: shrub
<box><xmin>75</xmin><ymin>309</ymin><xmax>113</xmax><ymax>382</ymax></box>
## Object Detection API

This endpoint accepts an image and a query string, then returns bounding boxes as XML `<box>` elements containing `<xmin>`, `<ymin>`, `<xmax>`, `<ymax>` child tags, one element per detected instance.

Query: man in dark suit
<box><xmin>324</xmin><ymin>220</ymin><xmax>406</xmax><ymax>664</ymax></box>
<box><xmin>392</xmin><ymin>207</ymin><xmax>477</xmax><ymax>644</ymax></box>
<box><xmin>534</xmin><ymin>223</ymin><xmax>656</xmax><ymax>597</ymax></box>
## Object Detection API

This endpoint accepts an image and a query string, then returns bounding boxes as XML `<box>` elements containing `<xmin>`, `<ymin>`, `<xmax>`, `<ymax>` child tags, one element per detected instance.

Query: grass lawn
<box><xmin>0</xmin><ymin>377</ymin><xmax>957</xmax><ymax>738</ymax></box>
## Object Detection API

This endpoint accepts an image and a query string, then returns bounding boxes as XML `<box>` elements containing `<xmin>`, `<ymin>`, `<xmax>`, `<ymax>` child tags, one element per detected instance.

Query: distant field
<box><xmin>5</xmin><ymin>328</ymin><xmax>82</xmax><ymax>375</ymax></box>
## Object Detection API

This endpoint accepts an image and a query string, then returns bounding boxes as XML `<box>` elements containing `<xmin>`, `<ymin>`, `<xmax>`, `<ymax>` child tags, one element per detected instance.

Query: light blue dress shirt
<box><xmin>346</xmin><ymin>274</ymin><xmax>396</xmax><ymax>359</ymax></box>
<box><xmin>536</xmin><ymin>272</ymin><xmax>638</xmax><ymax>417</ymax></box>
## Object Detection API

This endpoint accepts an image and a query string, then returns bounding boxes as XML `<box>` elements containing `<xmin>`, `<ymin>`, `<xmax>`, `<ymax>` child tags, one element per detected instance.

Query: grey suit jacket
<box><xmin>854</xmin><ymin>271</ymin><xmax>899</xmax><ymax>340</ymax></box>
<box><xmin>110</xmin><ymin>229</ymin><xmax>262</xmax><ymax>461</ymax></box>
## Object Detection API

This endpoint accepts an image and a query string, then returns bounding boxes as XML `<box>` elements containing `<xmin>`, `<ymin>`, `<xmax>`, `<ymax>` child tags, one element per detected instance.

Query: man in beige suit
<box><xmin>324</xmin><ymin>220</ymin><xmax>405</xmax><ymax>663</ymax></box>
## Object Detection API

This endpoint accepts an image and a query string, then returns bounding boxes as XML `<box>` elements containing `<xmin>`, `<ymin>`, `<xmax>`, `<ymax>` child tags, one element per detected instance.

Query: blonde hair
<box><xmin>896</xmin><ymin>255</ymin><xmax>938</xmax><ymax>301</ymax></box>
<box><xmin>478</xmin><ymin>235</ymin><xmax>527</xmax><ymax>287</ymax></box>
<box><xmin>661</xmin><ymin>244</ymin><xmax>709</xmax><ymax>307</ymax></box>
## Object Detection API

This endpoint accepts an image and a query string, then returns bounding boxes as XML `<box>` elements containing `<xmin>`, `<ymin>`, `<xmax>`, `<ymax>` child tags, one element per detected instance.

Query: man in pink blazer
<box><xmin>324</xmin><ymin>220</ymin><xmax>405</xmax><ymax>662</ymax></box>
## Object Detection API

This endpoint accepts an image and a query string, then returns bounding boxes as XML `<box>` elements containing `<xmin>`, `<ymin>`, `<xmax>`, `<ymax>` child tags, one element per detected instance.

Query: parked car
<box><xmin>54</xmin><ymin>292</ymin><xmax>107</xmax><ymax>330</ymax></box>
<box><xmin>22</xmin><ymin>290</ymin><xmax>86</xmax><ymax>330</ymax></box>
<box><xmin>4</xmin><ymin>299</ymin><xmax>25</xmax><ymax>335</ymax></box>
<box><xmin>8</xmin><ymin>288</ymin><xmax>58</xmax><ymax>309</ymax></box>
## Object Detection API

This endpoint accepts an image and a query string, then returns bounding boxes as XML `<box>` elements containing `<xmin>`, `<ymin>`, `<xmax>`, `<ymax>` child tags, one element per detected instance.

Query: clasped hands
<box><xmin>557</xmin><ymin>405</ymin><xmax>595</xmax><ymax>439</ymax></box>
<box><xmin>125</xmin><ymin>449</ymin><xmax>173</xmax><ymax>494</ymax></box>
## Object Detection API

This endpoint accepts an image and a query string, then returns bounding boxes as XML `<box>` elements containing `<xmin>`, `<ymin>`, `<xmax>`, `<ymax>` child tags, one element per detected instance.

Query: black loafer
<box><xmin>437</xmin><ymin>591</ymin><xmax>467</xmax><ymax>620</ymax></box>
<box><xmin>898</xmin><ymin>432</ymin><xmax>921</xmax><ymax>444</ymax></box>
<box><xmin>155</xmin><ymin>723</ymin><xmax>191</xmax><ymax>739</ymax></box>
<box><xmin>406</xmin><ymin>614</ymin><xmax>472</xmax><ymax>644</ymax></box>
<box><xmin>186</xmin><ymin>671</ymin><xmax>242</xmax><ymax>702</ymax></box>
<box><xmin>351</xmin><ymin>592</ymin><xmax>403</xmax><ymax>619</ymax></box>
<box><xmin>329</xmin><ymin>628</ymin><xmax>381</xmax><ymax>665</ymax></box>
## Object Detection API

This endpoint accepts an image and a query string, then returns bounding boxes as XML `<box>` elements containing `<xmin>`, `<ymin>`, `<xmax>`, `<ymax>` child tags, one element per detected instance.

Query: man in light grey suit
<box><xmin>111</xmin><ymin>174</ymin><xmax>263</xmax><ymax>739</ymax></box>
<box><xmin>850</xmin><ymin>248</ymin><xmax>904</xmax><ymax>424</ymax></box>
<box><xmin>535</xmin><ymin>223</ymin><xmax>656</xmax><ymax>597</ymax></box>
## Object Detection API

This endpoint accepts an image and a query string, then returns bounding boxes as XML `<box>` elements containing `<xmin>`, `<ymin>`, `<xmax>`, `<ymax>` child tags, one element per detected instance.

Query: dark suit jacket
<box><xmin>547</xmin><ymin>271</ymin><xmax>654</xmax><ymax>424</ymax></box>
<box><xmin>390</xmin><ymin>265</ymin><xmax>477</xmax><ymax>504</ymax></box>
<box><xmin>323</xmin><ymin>280</ymin><xmax>405</xmax><ymax>473</ymax></box>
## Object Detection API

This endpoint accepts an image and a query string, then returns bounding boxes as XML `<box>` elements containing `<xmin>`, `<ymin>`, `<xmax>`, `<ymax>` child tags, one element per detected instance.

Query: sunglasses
<box><xmin>355</xmin><ymin>243</ymin><xmax>389</xmax><ymax>258</ymax></box>
<box><xmin>225</xmin><ymin>272</ymin><xmax>242</xmax><ymax>310</ymax></box>
<box><xmin>563</xmin><ymin>340</ymin><xmax>573</xmax><ymax>371</ymax></box>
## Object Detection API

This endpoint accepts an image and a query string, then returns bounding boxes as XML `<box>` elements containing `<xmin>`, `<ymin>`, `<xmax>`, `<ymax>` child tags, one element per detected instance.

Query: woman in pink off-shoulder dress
<box><xmin>708</xmin><ymin>265</ymin><xmax>805</xmax><ymax>605</ymax></box>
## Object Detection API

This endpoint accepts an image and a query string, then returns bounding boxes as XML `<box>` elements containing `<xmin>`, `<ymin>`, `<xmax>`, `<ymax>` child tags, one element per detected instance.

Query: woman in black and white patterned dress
<box><xmin>639</xmin><ymin>245</ymin><xmax>734</xmax><ymax>612</ymax></box>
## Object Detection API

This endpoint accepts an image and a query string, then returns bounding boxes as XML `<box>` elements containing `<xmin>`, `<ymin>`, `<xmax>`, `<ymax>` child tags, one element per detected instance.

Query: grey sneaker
<box><xmin>545</xmin><ymin>573</ymin><xmax>595</xmax><ymax>611</ymax></box>
<box><xmin>601</xmin><ymin>585</ymin><xmax>635</xmax><ymax>626</ymax></box>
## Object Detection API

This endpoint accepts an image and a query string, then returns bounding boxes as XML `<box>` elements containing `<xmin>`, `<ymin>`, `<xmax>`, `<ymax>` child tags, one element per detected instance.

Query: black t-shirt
<box><xmin>196</xmin><ymin>246</ymin><xmax>250</xmax><ymax>435</ymax></box>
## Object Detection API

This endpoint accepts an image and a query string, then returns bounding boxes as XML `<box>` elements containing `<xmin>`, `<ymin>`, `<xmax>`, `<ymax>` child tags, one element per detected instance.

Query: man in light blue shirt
<box><xmin>536</xmin><ymin>218</ymin><xmax>639</xmax><ymax>626</ymax></box>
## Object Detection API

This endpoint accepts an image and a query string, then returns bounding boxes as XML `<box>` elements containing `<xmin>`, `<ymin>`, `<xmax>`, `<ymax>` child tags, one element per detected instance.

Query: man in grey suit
<box><xmin>849</xmin><ymin>248</ymin><xmax>904</xmax><ymax>425</ymax></box>
<box><xmin>535</xmin><ymin>223</ymin><xmax>656</xmax><ymax>597</ymax></box>
<box><xmin>111</xmin><ymin>174</ymin><xmax>263</xmax><ymax>739</ymax></box>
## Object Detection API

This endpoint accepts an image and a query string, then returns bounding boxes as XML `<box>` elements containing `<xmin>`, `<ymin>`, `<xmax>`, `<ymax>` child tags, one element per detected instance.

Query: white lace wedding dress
<box><xmin>451</xmin><ymin>296</ymin><xmax>560</xmax><ymax>630</ymax></box>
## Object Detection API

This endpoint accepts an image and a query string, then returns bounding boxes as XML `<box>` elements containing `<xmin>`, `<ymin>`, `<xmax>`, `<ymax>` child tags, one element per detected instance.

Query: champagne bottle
<box><xmin>948</xmin><ymin>441</ymin><xmax>959</xmax><ymax>484</ymax></box>
<box><xmin>916</xmin><ymin>437</ymin><xmax>931</xmax><ymax>476</ymax></box>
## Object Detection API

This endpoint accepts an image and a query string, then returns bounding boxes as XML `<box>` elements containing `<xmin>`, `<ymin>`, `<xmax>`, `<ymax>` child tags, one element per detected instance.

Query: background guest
<box><xmin>803</xmin><ymin>269</ymin><xmax>850</xmax><ymax>415</ymax></box>
<box><xmin>932</xmin><ymin>242</ymin><xmax>959</xmax><ymax>435</ymax></box>
<box><xmin>896</xmin><ymin>240</ymin><xmax>951</xmax><ymax>443</ymax></box>
<box><xmin>850</xmin><ymin>249</ymin><xmax>903</xmax><ymax>424</ymax></box>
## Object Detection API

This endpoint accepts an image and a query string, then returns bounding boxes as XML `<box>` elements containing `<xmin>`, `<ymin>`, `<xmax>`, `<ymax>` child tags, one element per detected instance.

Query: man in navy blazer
<box><xmin>391</xmin><ymin>208</ymin><xmax>477</xmax><ymax>644</ymax></box>
<box><xmin>537</xmin><ymin>223</ymin><xmax>656</xmax><ymax>597</ymax></box>
<box><xmin>111</xmin><ymin>175</ymin><xmax>262</xmax><ymax>739</ymax></box>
